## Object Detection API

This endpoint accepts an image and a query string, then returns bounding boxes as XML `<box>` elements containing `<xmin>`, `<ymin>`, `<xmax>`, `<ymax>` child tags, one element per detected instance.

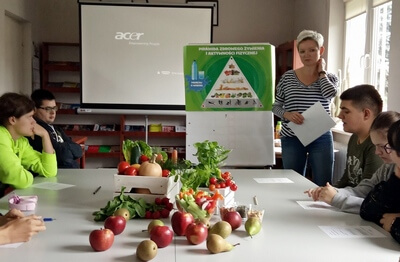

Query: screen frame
<box><xmin>78</xmin><ymin>2</ymin><xmax>213</xmax><ymax>112</ymax></box>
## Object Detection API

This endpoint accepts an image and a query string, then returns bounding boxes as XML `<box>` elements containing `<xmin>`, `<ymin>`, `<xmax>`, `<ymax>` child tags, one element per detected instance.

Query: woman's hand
<box><xmin>317</xmin><ymin>58</ymin><xmax>326</xmax><ymax>73</ymax></box>
<box><xmin>284</xmin><ymin>112</ymin><xmax>304</xmax><ymax>124</ymax></box>
<box><xmin>380</xmin><ymin>213</ymin><xmax>400</xmax><ymax>232</ymax></box>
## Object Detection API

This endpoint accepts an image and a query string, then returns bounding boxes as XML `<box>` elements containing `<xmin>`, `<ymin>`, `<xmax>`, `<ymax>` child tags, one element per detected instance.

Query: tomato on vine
<box><xmin>209</xmin><ymin>184</ymin><xmax>216</xmax><ymax>191</ymax></box>
<box><xmin>209</xmin><ymin>177</ymin><xmax>217</xmax><ymax>185</ymax></box>
<box><xmin>230</xmin><ymin>183</ymin><xmax>238</xmax><ymax>191</ymax></box>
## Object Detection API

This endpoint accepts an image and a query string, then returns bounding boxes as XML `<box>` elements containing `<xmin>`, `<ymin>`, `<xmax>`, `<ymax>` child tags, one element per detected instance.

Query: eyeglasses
<box><xmin>39</xmin><ymin>106</ymin><xmax>58</xmax><ymax>112</ymax></box>
<box><xmin>378</xmin><ymin>143</ymin><xmax>392</xmax><ymax>154</ymax></box>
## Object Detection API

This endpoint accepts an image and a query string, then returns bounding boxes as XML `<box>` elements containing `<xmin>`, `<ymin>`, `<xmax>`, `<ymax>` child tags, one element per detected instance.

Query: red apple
<box><xmin>104</xmin><ymin>215</ymin><xmax>126</xmax><ymax>235</ymax></box>
<box><xmin>89</xmin><ymin>228</ymin><xmax>114</xmax><ymax>251</ymax></box>
<box><xmin>150</xmin><ymin>225</ymin><xmax>174</xmax><ymax>248</ymax></box>
<box><xmin>185</xmin><ymin>222</ymin><xmax>208</xmax><ymax>245</ymax></box>
<box><xmin>118</xmin><ymin>161</ymin><xmax>130</xmax><ymax>174</ymax></box>
<box><xmin>171</xmin><ymin>211</ymin><xmax>194</xmax><ymax>236</ymax></box>
<box><xmin>223</xmin><ymin>211</ymin><xmax>242</xmax><ymax>230</ymax></box>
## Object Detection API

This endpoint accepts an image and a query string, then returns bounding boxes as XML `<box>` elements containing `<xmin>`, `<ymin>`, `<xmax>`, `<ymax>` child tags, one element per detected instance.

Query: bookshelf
<box><xmin>41</xmin><ymin>42</ymin><xmax>186</xmax><ymax>168</ymax></box>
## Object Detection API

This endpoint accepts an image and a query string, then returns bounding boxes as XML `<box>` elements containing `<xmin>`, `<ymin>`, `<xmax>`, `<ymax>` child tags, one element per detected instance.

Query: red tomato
<box><xmin>230</xmin><ymin>183</ymin><xmax>238</xmax><ymax>191</ymax></box>
<box><xmin>124</xmin><ymin>166</ymin><xmax>137</xmax><ymax>176</ymax></box>
<box><xmin>209</xmin><ymin>177</ymin><xmax>217</xmax><ymax>185</ymax></box>
<box><xmin>118</xmin><ymin>161</ymin><xmax>130</xmax><ymax>174</ymax></box>
<box><xmin>225</xmin><ymin>179</ymin><xmax>232</xmax><ymax>186</ymax></box>
<box><xmin>209</xmin><ymin>184</ymin><xmax>216</xmax><ymax>191</ymax></box>
<box><xmin>139</xmin><ymin>155</ymin><xmax>149</xmax><ymax>163</ymax></box>
<box><xmin>162</xmin><ymin>169</ymin><xmax>170</xmax><ymax>177</ymax></box>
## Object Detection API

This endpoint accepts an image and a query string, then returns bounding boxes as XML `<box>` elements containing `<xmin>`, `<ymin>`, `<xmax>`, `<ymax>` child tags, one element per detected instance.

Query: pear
<box><xmin>136</xmin><ymin>240</ymin><xmax>158</xmax><ymax>261</ymax></box>
<box><xmin>146</xmin><ymin>219</ymin><xmax>164</xmax><ymax>234</ymax></box>
<box><xmin>206</xmin><ymin>234</ymin><xmax>239</xmax><ymax>254</ymax></box>
<box><xmin>245</xmin><ymin>217</ymin><xmax>262</xmax><ymax>237</ymax></box>
<box><xmin>209</xmin><ymin>221</ymin><xmax>232</xmax><ymax>239</ymax></box>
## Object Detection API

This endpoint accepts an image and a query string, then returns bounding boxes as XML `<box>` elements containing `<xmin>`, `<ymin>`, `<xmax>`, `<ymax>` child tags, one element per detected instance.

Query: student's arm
<box><xmin>0</xmin><ymin>215</ymin><xmax>46</xmax><ymax>245</ymax></box>
<box><xmin>57</xmin><ymin>128</ymin><xmax>83</xmax><ymax>159</ymax></box>
<box><xmin>33</xmin><ymin>123</ymin><xmax>54</xmax><ymax>154</ymax></box>
<box><xmin>0</xmin><ymin>140</ymin><xmax>34</xmax><ymax>189</ymax></box>
<box><xmin>332</xmin><ymin>164</ymin><xmax>394</xmax><ymax>213</ymax></box>
<box><xmin>390</xmin><ymin>218</ymin><xmax>400</xmax><ymax>244</ymax></box>
<box><xmin>21</xmin><ymin>141</ymin><xmax>57</xmax><ymax>178</ymax></box>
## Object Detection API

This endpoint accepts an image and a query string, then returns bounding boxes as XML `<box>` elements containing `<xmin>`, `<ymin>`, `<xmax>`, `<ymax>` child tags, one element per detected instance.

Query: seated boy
<box><xmin>29</xmin><ymin>90</ymin><xmax>82</xmax><ymax>168</ymax></box>
<box><xmin>334</xmin><ymin>84</ymin><xmax>384</xmax><ymax>188</ymax></box>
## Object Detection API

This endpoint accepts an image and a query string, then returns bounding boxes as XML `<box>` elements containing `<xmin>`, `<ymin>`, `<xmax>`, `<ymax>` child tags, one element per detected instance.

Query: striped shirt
<box><xmin>272</xmin><ymin>70</ymin><xmax>338</xmax><ymax>137</ymax></box>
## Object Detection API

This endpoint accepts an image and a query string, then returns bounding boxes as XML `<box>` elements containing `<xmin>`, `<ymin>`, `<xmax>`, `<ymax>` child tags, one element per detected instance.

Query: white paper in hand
<box><xmin>287</xmin><ymin>101</ymin><xmax>335</xmax><ymax>146</ymax></box>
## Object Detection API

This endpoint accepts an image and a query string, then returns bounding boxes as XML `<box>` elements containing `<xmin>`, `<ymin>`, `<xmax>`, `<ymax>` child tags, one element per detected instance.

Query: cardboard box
<box><xmin>114</xmin><ymin>174</ymin><xmax>180</xmax><ymax>203</ymax></box>
<box><xmin>175</xmin><ymin>126</ymin><xmax>186</xmax><ymax>132</ymax></box>
<box><xmin>162</xmin><ymin>125</ymin><xmax>175</xmax><ymax>132</ymax></box>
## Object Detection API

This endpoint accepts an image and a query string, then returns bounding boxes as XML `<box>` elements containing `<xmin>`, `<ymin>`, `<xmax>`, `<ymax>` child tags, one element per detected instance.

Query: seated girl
<box><xmin>360</xmin><ymin>119</ymin><xmax>400</xmax><ymax>244</ymax></box>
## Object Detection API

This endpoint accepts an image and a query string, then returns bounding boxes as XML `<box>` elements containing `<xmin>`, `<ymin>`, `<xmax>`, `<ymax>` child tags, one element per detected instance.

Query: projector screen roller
<box><xmin>79</xmin><ymin>3</ymin><xmax>213</xmax><ymax>111</ymax></box>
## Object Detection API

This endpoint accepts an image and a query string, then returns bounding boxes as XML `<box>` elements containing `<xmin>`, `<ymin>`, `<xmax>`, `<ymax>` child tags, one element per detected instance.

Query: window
<box><xmin>343</xmin><ymin>0</ymin><xmax>392</xmax><ymax>110</ymax></box>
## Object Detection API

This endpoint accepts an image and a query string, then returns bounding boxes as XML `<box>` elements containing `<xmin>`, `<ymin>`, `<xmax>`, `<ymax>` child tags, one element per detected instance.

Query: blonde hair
<box><xmin>297</xmin><ymin>30</ymin><xmax>324</xmax><ymax>49</ymax></box>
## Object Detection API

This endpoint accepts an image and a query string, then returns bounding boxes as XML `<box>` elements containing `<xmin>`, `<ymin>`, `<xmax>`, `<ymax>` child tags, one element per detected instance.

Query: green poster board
<box><xmin>184</xmin><ymin>43</ymin><xmax>275</xmax><ymax>111</ymax></box>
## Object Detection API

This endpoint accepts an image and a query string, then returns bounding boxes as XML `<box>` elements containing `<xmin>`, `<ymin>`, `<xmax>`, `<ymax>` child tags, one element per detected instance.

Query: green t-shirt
<box><xmin>0</xmin><ymin>126</ymin><xmax>57</xmax><ymax>191</ymax></box>
<box><xmin>335</xmin><ymin>134</ymin><xmax>383</xmax><ymax>188</ymax></box>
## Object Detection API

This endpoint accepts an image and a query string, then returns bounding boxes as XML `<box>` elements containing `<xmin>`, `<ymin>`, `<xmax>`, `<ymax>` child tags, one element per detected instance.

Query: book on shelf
<box><xmin>62</xmin><ymin>81</ymin><xmax>80</xmax><ymax>88</ymax></box>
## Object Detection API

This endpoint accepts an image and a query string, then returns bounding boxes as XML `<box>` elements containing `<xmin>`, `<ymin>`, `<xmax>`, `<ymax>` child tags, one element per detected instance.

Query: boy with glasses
<box><xmin>29</xmin><ymin>90</ymin><xmax>82</xmax><ymax>168</ymax></box>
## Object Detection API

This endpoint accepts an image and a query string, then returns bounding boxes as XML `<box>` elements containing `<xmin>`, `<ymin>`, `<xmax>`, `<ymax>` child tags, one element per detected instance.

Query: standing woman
<box><xmin>272</xmin><ymin>30</ymin><xmax>338</xmax><ymax>186</ymax></box>
<box><xmin>0</xmin><ymin>93</ymin><xmax>57</xmax><ymax>197</ymax></box>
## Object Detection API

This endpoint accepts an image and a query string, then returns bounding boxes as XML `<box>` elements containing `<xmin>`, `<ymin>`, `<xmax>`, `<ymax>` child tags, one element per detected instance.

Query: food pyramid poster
<box><xmin>183</xmin><ymin>43</ymin><xmax>275</xmax><ymax>111</ymax></box>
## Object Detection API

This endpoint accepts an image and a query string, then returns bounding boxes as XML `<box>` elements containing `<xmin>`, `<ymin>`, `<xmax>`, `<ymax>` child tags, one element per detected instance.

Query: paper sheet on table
<box><xmin>253</xmin><ymin>177</ymin><xmax>293</xmax><ymax>183</ymax></box>
<box><xmin>287</xmin><ymin>101</ymin><xmax>336</xmax><ymax>146</ymax></box>
<box><xmin>297</xmin><ymin>201</ymin><xmax>339</xmax><ymax>211</ymax></box>
<box><xmin>31</xmin><ymin>182</ymin><xmax>75</xmax><ymax>190</ymax></box>
<box><xmin>319</xmin><ymin>226</ymin><xmax>386</xmax><ymax>238</ymax></box>
<box><xmin>0</xmin><ymin>242</ymin><xmax>23</xmax><ymax>248</ymax></box>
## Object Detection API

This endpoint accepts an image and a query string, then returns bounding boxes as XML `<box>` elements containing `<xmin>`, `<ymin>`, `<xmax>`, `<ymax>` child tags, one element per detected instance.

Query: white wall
<box><xmin>387</xmin><ymin>0</ymin><xmax>400</xmax><ymax>112</ymax></box>
<box><xmin>0</xmin><ymin>0</ymin><xmax>398</xmax><ymax>110</ymax></box>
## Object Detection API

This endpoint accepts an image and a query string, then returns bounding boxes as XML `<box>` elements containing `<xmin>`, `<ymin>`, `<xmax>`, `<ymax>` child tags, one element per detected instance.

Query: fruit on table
<box><xmin>139</xmin><ymin>154</ymin><xmax>162</xmax><ymax>177</ymax></box>
<box><xmin>136</xmin><ymin>239</ymin><xmax>158</xmax><ymax>261</ymax></box>
<box><xmin>206</xmin><ymin>233</ymin><xmax>239</xmax><ymax>254</ymax></box>
<box><xmin>131</xmin><ymin>163</ymin><xmax>141</xmax><ymax>172</ymax></box>
<box><xmin>147</xmin><ymin>219</ymin><xmax>164</xmax><ymax>234</ymax></box>
<box><xmin>137</xmin><ymin>154</ymin><xmax>162</xmax><ymax>194</ymax></box>
<box><xmin>209</xmin><ymin>221</ymin><xmax>232</xmax><ymax>239</ymax></box>
<box><xmin>150</xmin><ymin>225</ymin><xmax>174</xmax><ymax>248</ymax></box>
<box><xmin>104</xmin><ymin>215</ymin><xmax>126</xmax><ymax>235</ymax></box>
<box><xmin>185</xmin><ymin>222</ymin><xmax>208</xmax><ymax>245</ymax></box>
<box><xmin>171</xmin><ymin>210</ymin><xmax>194</xmax><ymax>236</ymax></box>
<box><xmin>113</xmin><ymin>207</ymin><xmax>130</xmax><ymax>221</ymax></box>
<box><xmin>223</xmin><ymin>211</ymin><xmax>242</xmax><ymax>230</ymax></box>
<box><xmin>123</xmin><ymin>166</ymin><xmax>137</xmax><ymax>176</ymax></box>
<box><xmin>89</xmin><ymin>228</ymin><xmax>114</xmax><ymax>252</ymax></box>
<box><xmin>245</xmin><ymin>217</ymin><xmax>262</xmax><ymax>237</ymax></box>
<box><xmin>117</xmin><ymin>161</ymin><xmax>130</xmax><ymax>174</ymax></box>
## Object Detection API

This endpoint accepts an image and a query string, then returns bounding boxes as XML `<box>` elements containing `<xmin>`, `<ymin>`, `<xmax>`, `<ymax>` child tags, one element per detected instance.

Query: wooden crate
<box><xmin>113</xmin><ymin>174</ymin><xmax>180</xmax><ymax>203</ymax></box>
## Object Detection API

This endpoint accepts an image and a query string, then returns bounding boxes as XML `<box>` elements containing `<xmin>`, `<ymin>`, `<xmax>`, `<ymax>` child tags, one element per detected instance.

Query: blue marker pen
<box><xmin>43</xmin><ymin>218</ymin><xmax>55</xmax><ymax>222</ymax></box>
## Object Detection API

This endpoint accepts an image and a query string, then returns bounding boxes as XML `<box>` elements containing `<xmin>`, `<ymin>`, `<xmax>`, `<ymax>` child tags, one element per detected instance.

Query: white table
<box><xmin>0</xmin><ymin>169</ymin><xmax>399</xmax><ymax>261</ymax></box>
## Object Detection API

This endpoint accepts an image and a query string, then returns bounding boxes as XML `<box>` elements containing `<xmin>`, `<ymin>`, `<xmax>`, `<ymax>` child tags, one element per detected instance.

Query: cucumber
<box><xmin>130</xmin><ymin>144</ymin><xmax>141</xmax><ymax>164</ymax></box>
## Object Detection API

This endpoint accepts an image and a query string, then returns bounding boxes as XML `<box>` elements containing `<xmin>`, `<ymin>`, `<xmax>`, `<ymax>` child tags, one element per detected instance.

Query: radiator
<box><xmin>333</xmin><ymin>141</ymin><xmax>348</xmax><ymax>184</ymax></box>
